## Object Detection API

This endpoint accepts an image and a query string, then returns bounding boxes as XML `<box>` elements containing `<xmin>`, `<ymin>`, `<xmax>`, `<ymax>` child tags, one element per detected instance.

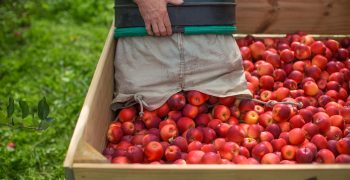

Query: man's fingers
<box><xmin>158</xmin><ymin>20</ymin><xmax>167</xmax><ymax>36</ymax></box>
<box><xmin>163</xmin><ymin>13</ymin><xmax>172</xmax><ymax>35</ymax></box>
<box><xmin>151</xmin><ymin>21</ymin><xmax>160</xmax><ymax>36</ymax></box>
<box><xmin>167</xmin><ymin>0</ymin><xmax>184</xmax><ymax>5</ymax></box>
<box><xmin>145</xmin><ymin>22</ymin><xmax>153</xmax><ymax>36</ymax></box>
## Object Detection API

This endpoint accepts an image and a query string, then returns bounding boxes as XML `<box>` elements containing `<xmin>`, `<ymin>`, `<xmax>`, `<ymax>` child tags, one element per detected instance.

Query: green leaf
<box><xmin>37</xmin><ymin>97</ymin><xmax>49</xmax><ymax>120</ymax></box>
<box><xmin>19</xmin><ymin>100</ymin><xmax>30</xmax><ymax>119</ymax></box>
<box><xmin>7</xmin><ymin>97</ymin><xmax>14</xmax><ymax>118</ymax></box>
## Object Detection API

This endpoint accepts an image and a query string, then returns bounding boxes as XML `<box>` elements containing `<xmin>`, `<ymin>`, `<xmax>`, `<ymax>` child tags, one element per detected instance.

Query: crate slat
<box><xmin>236</xmin><ymin>0</ymin><xmax>350</xmax><ymax>34</ymax></box>
<box><xmin>72</xmin><ymin>164</ymin><xmax>350</xmax><ymax>180</ymax></box>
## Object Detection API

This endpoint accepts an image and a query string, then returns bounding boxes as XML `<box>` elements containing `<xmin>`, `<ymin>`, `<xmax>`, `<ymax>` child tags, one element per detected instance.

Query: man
<box><xmin>112</xmin><ymin>0</ymin><xmax>251</xmax><ymax>112</ymax></box>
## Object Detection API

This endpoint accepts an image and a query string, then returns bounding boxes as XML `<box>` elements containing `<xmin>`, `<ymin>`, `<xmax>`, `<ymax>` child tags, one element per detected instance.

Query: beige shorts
<box><xmin>112</xmin><ymin>34</ymin><xmax>252</xmax><ymax>111</ymax></box>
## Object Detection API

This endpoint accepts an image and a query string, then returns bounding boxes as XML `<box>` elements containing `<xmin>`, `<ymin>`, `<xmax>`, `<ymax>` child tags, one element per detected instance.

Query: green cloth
<box><xmin>114</xmin><ymin>26</ymin><xmax>236</xmax><ymax>38</ymax></box>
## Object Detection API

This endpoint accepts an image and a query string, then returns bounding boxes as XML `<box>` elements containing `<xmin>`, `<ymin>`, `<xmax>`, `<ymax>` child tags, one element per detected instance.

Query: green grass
<box><xmin>0</xmin><ymin>0</ymin><xmax>113</xmax><ymax>179</ymax></box>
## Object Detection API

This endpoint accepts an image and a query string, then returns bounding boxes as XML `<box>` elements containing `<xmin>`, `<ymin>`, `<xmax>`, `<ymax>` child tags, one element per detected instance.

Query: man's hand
<box><xmin>135</xmin><ymin>0</ymin><xmax>184</xmax><ymax>36</ymax></box>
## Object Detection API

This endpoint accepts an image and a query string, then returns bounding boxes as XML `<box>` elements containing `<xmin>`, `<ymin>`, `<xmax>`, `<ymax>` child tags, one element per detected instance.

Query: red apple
<box><xmin>302</xmin><ymin>123</ymin><xmax>319</xmax><ymax>140</ymax></box>
<box><xmin>160</xmin><ymin>124</ymin><xmax>178</xmax><ymax>141</ymax></box>
<box><xmin>296</xmin><ymin>147</ymin><xmax>314</xmax><ymax>164</ymax></box>
<box><xmin>311</xmin><ymin>41</ymin><xmax>326</xmax><ymax>55</ymax></box>
<box><xmin>312</xmin><ymin>55</ymin><xmax>328</xmax><ymax>70</ymax></box>
<box><xmin>167</xmin><ymin>93</ymin><xmax>186</xmax><ymax>110</ymax></box>
<box><xmin>226</xmin><ymin>125</ymin><xmax>245</xmax><ymax>144</ymax></box>
<box><xmin>303</xmin><ymin>81</ymin><xmax>319</xmax><ymax>96</ymax></box>
<box><xmin>186</xmin><ymin>150</ymin><xmax>205</xmax><ymax>164</ymax></box>
<box><xmin>336</xmin><ymin>138</ymin><xmax>350</xmax><ymax>155</ymax></box>
<box><xmin>118</xmin><ymin>107</ymin><xmax>136</xmax><ymax>122</ymax></box>
<box><xmin>289</xmin><ymin>128</ymin><xmax>306</xmax><ymax>145</ymax></box>
<box><xmin>280</xmin><ymin>49</ymin><xmax>295</xmax><ymax>63</ymax></box>
<box><xmin>261</xmin><ymin>153</ymin><xmax>280</xmax><ymax>164</ymax></box>
<box><xmin>250</xmin><ymin>41</ymin><xmax>266</xmax><ymax>60</ymax></box>
<box><xmin>165</xmin><ymin>145</ymin><xmax>182</xmax><ymax>162</ymax></box>
<box><xmin>316</xmin><ymin>149</ymin><xmax>335</xmax><ymax>164</ymax></box>
<box><xmin>127</xmin><ymin>145</ymin><xmax>144</xmax><ymax>163</ymax></box>
<box><xmin>177</xmin><ymin>117</ymin><xmax>195</xmax><ymax>134</ymax></box>
<box><xmin>311</xmin><ymin>134</ymin><xmax>328</xmax><ymax>149</ymax></box>
<box><xmin>281</xmin><ymin>145</ymin><xmax>297</xmax><ymax>160</ymax></box>
<box><xmin>272</xmin><ymin>104</ymin><xmax>292</xmax><ymax>122</ymax></box>
<box><xmin>212</xmin><ymin>105</ymin><xmax>231</xmax><ymax>122</ymax></box>
<box><xmin>187</xmin><ymin>90</ymin><xmax>207</xmax><ymax>106</ymax></box>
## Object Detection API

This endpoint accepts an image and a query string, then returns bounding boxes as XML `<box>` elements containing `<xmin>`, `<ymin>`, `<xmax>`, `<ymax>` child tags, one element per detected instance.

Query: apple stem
<box><xmin>238</xmin><ymin>98</ymin><xmax>303</xmax><ymax>109</ymax></box>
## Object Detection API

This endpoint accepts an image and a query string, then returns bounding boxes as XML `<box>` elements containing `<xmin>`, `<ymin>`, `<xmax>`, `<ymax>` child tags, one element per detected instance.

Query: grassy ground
<box><xmin>0</xmin><ymin>0</ymin><xmax>113</xmax><ymax>179</ymax></box>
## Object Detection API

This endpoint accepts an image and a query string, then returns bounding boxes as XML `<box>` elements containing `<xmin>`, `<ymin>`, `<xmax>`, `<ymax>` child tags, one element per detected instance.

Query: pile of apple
<box><xmin>103</xmin><ymin>33</ymin><xmax>350</xmax><ymax>164</ymax></box>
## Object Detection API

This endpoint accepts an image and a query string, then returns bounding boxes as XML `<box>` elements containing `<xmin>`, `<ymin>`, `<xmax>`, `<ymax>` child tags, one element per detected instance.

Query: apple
<box><xmin>258</xmin><ymin>111</ymin><xmax>274</xmax><ymax>127</ymax></box>
<box><xmin>316</xmin><ymin>149</ymin><xmax>335</xmax><ymax>164</ymax></box>
<box><xmin>187</xmin><ymin>90</ymin><xmax>207</xmax><ymax>106</ymax></box>
<box><xmin>296</xmin><ymin>147</ymin><xmax>314</xmax><ymax>164</ymax></box>
<box><xmin>305</xmin><ymin>65</ymin><xmax>322</xmax><ymax>80</ymax></box>
<box><xmin>244</xmin><ymin>110</ymin><xmax>259</xmax><ymax>124</ymax></box>
<box><xmin>112</xmin><ymin>156</ymin><xmax>130</xmax><ymax>164</ymax></box>
<box><xmin>171</xmin><ymin>136</ymin><xmax>188</xmax><ymax>152</ymax></box>
<box><xmin>283</xmin><ymin>79</ymin><xmax>298</xmax><ymax>90</ymax></box>
<box><xmin>240</xmin><ymin>46</ymin><xmax>252</xmax><ymax>60</ymax></box>
<box><xmin>160</xmin><ymin>124</ymin><xmax>178</xmax><ymax>141</ymax></box>
<box><xmin>177</xmin><ymin>117</ymin><xmax>195</xmax><ymax>134</ymax></box>
<box><xmin>280</xmin><ymin>49</ymin><xmax>295</xmax><ymax>63</ymax></box>
<box><xmin>281</xmin><ymin>145</ymin><xmax>297</xmax><ymax>160</ymax></box>
<box><xmin>295</xmin><ymin>44</ymin><xmax>311</xmax><ymax>60</ymax></box>
<box><xmin>336</xmin><ymin>138</ymin><xmax>350</xmax><ymax>155</ymax></box>
<box><xmin>168</xmin><ymin>111</ymin><xmax>183</xmax><ymax>122</ymax></box>
<box><xmin>219</xmin><ymin>142</ymin><xmax>240</xmax><ymax>160</ymax></box>
<box><xmin>303</xmin><ymin>81</ymin><xmax>319</xmax><ymax>96</ymax></box>
<box><xmin>271</xmin><ymin>138</ymin><xmax>287</xmax><ymax>152</ymax></box>
<box><xmin>201</xmin><ymin>127</ymin><xmax>217</xmax><ymax>144</ymax></box>
<box><xmin>219</xmin><ymin>96</ymin><xmax>236</xmax><ymax>107</ymax></box>
<box><xmin>336</xmin><ymin>154</ymin><xmax>350</xmax><ymax>163</ymax></box>
<box><xmin>186</xmin><ymin>150</ymin><xmax>205</xmax><ymax>164</ymax></box>
<box><xmin>259</xmin><ymin>75</ymin><xmax>275</xmax><ymax>90</ymax></box>
<box><xmin>261</xmin><ymin>153</ymin><xmax>280</xmax><ymax>164</ymax></box>
<box><xmin>118</xmin><ymin>107</ymin><xmax>136</xmax><ymax>122</ymax></box>
<box><xmin>165</xmin><ymin>145</ymin><xmax>182</xmax><ymax>161</ymax></box>
<box><xmin>302</xmin><ymin>123</ymin><xmax>319</xmax><ymax>140</ymax></box>
<box><xmin>325</xmin><ymin>39</ymin><xmax>340</xmax><ymax>53</ymax></box>
<box><xmin>250</xmin><ymin>41</ymin><xmax>266</xmax><ymax>60</ymax></box>
<box><xmin>289</xmin><ymin>128</ymin><xmax>306</xmax><ymax>145</ymax></box>
<box><xmin>311</xmin><ymin>41</ymin><xmax>326</xmax><ymax>55</ymax></box>
<box><xmin>226</xmin><ymin>125</ymin><xmax>245</xmax><ymax>144</ymax></box>
<box><xmin>272</xmin><ymin>104</ymin><xmax>292</xmax><ymax>122</ymax></box>
<box><xmin>127</xmin><ymin>145</ymin><xmax>144</xmax><ymax>163</ymax></box>
<box><xmin>312</xmin><ymin>55</ymin><xmax>328</xmax><ymax>70</ymax></box>
<box><xmin>311</xmin><ymin>134</ymin><xmax>328</xmax><ymax>149</ymax></box>
<box><xmin>107</xmin><ymin>124</ymin><xmax>124</xmax><ymax>144</ymax></box>
<box><xmin>325</xmin><ymin>126</ymin><xmax>343</xmax><ymax>141</ymax></box>
<box><xmin>252</xmin><ymin>142</ymin><xmax>270</xmax><ymax>161</ymax></box>
<box><xmin>188</xmin><ymin>141</ymin><xmax>203</xmax><ymax>151</ymax></box>
<box><xmin>212</xmin><ymin>105</ymin><xmax>231</xmax><ymax>122</ymax></box>
<box><xmin>167</xmin><ymin>93</ymin><xmax>186</xmax><ymax>110</ymax></box>
<box><xmin>182</xmin><ymin>104</ymin><xmax>199</xmax><ymax>119</ymax></box>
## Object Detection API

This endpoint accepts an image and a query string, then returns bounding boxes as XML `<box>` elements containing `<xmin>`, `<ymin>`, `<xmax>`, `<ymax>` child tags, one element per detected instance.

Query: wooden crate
<box><xmin>64</xmin><ymin>1</ymin><xmax>350</xmax><ymax>179</ymax></box>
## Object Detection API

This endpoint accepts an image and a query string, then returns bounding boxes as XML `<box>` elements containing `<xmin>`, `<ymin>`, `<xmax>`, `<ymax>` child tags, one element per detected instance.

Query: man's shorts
<box><xmin>112</xmin><ymin>34</ymin><xmax>252</xmax><ymax>111</ymax></box>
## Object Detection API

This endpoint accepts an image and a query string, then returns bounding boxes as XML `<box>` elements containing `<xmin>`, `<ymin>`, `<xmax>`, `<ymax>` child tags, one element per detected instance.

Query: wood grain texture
<box><xmin>72</xmin><ymin>164</ymin><xmax>350</xmax><ymax>180</ymax></box>
<box><xmin>74</xmin><ymin>141</ymin><xmax>109</xmax><ymax>163</ymax></box>
<box><xmin>236</xmin><ymin>0</ymin><xmax>350</xmax><ymax>34</ymax></box>
<box><xmin>63</xmin><ymin>23</ymin><xmax>115</xmax><ymax>179</ymax></box>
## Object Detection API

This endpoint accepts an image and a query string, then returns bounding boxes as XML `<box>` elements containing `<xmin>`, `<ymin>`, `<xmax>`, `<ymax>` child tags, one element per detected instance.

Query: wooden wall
<box><xmin>236</xmin><ymin>0</ymin><xmax>350</xmax><ymax>34</ymax></box>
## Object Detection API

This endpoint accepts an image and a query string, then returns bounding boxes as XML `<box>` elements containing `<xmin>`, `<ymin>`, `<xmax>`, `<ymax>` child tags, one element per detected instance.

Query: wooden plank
<box><xmin>74</xmin><ymin>141</ymin><xmax>109</xmax><ymax>163</ymax></box>
<box><xmin>82</xmin><ymin>26</ymin><xmax>115</xmax><ymax>154</ymax></box>
<box><xmin>236</xmin><ymin>0</ymin><xmax>350</xmax><ymax>34</ymax></box>
<box><xmin>63</xmin><ymin>23</ymin><xmax>115</xmax><ymax>179</ymax></box>
<box><xmin>73</xmin><ymin>164</ymin><xmax>350</xmax><ymax>180</ymax></box>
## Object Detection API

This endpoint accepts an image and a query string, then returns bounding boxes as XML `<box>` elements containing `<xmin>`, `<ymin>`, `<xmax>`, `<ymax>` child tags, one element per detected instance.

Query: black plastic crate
<box><xmin>115</xmin><ymin>0</ymin><xmax>236</xmax><ymax>28</ymax></box>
